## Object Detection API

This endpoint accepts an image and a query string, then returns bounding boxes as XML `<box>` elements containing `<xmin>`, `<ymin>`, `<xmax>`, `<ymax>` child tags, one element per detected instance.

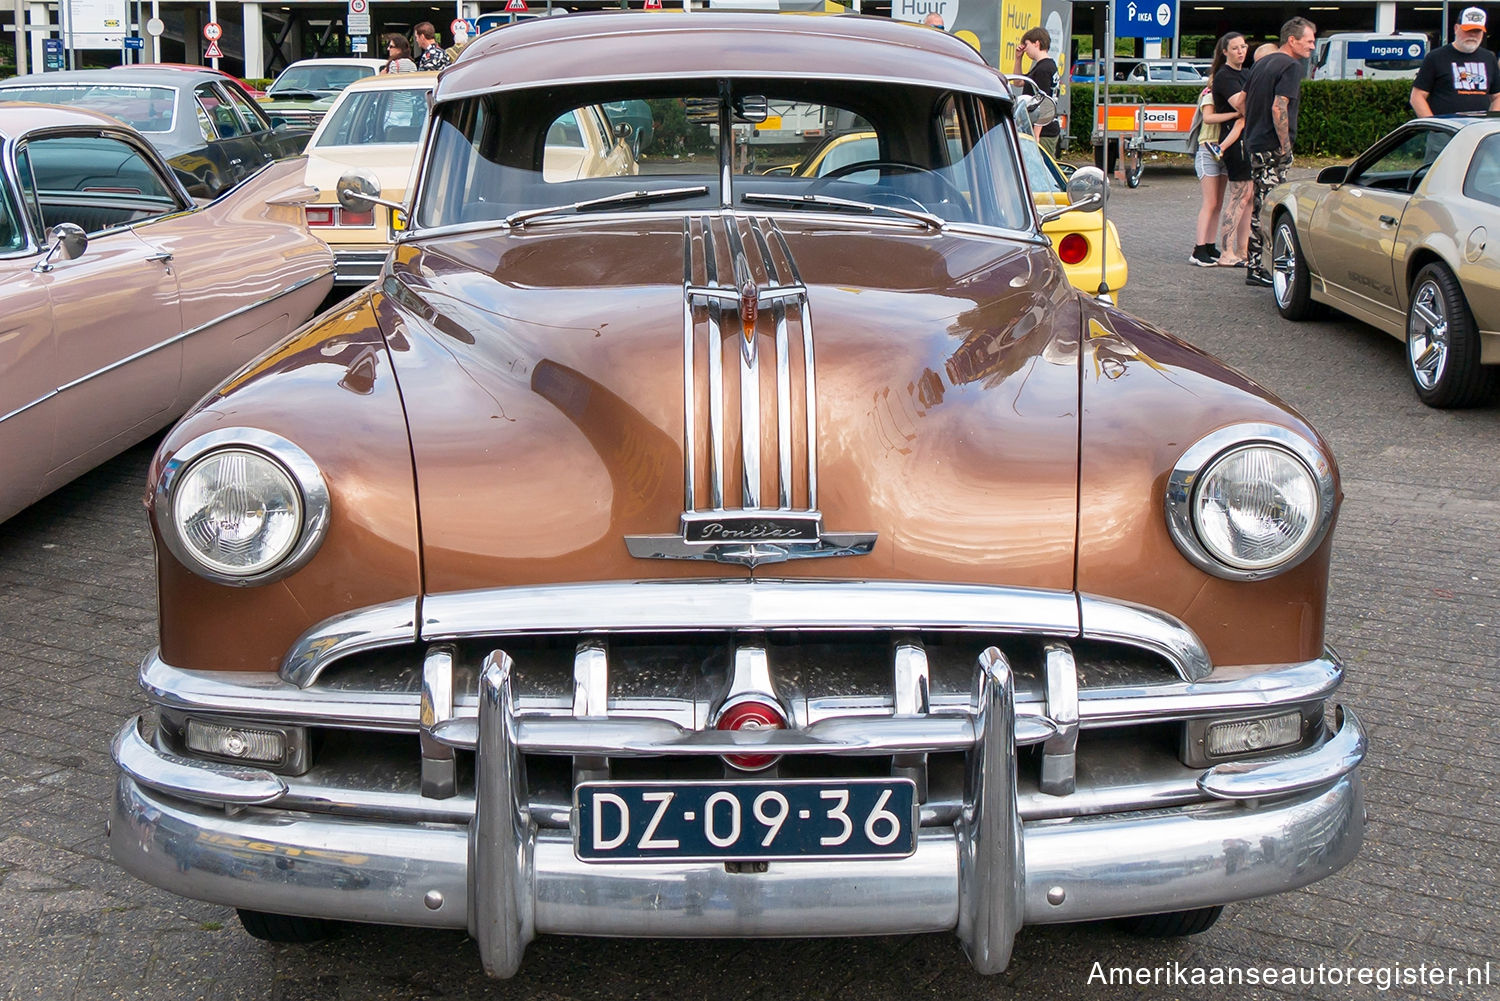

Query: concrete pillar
<box><xmin>26</xmin><ymin>0</ymin><xmax>47</xmax><ymax>71</ymax></box>
<box><xmin>184</xmin><ymin>5</ymin><xmax>201</xmax><ymax>62</ymax></box>
<box><xmin>243</xmin><ymin>1</ymin><xmax>262</xmax><ymax>77</ymax></box>
<box><xmin>1376</xmin><ymin>2</ymin><xmax>1396</xmax><ymax>33</ymax></box>
<box><xmin>11</xmin><ymin>0</ymin><xmax>27</xmax><ymax>75</ymax></box>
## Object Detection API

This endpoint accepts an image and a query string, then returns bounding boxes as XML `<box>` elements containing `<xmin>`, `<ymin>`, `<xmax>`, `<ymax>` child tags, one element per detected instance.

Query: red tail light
<box><xmin>305</xmin><ymin>206</ymin><xmax>335</xmax><ymax>227</ymax></box>
<box><xmin>1057</xmin><ymin>232</ymin><xmax>1090</xmax><ymax>265</ymax></box>
<box><xmin>340</xmin><ymin>208</ymin><xmax>375</xmax><ymax>226</ymax></box>
<box><xmin>715</xmin><ymin>699</ymin><xmax>787</xmax><ymax>771</ymax></box>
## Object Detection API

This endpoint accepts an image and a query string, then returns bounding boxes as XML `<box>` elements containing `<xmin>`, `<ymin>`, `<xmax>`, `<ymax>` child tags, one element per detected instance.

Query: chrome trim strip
<box><xmin>3</xmin><ymin>270</ymin><xmax>333</xmax><ymax>425</ymax></box>
<box><xmin>772</xmin><ymin>225</ymin><xmax>817</xmax><ymax>507</ymax></box>
<box><xmin>472</xmin><ymin>651</ymin><xmax>535</xmax><ymax>978</ymax></box>
<box><xmin>1078</xmin><ymin>594</ymin><xmax>1213</xmax><ymax>682</ymax></box>
<box><xmin>703</xmin><ymin>216</ymin><xmax>725</xmax><ymax>509</ymax></box>
<box><xmin>110</xmin><ymin>770</ymin><xmax>1362</xmax><ymax>947</ymax></box>
<box><xmin>681</xmin><ymin>220</ymin><xmax>696</xmax><ymax>510</ymax></box>
<box><xmin>1199</xmin><ymin>705</ymin><xmax>1366</xmax><ymax>801</ymax></box>
<box><xmin>279</xmin><ymin>597</ymin><xmax>421</xmax><ymax>688</ymax></box>
<box><xmin>420</xmin><ymin>644</ymin><xmax>457</xmax><ymax>799</ymax></box>
<box><xmin>956</xmin><ymin>647</ymin><xmax>1023</xmax><ymax>974</ymax></box>
<box><xmin>423</xmin><ymin>581</ymin><xmax>1080</xmax><ymax>644</ymax></box>
<box><xmin>155</xmin><ymin>427</ymin><xmax>333</xmax><ymax>588</ymax></box>
<box><xmin>1073</xmin><ymin>656</ymin><xmax>1342</xmax><ymax>726</ymax></box>
<box><xmin>1164</xmin><ymin>423</ymin><xmax>1338</xmax><ymax>582</ymax></box>
<box><xmin>754</xmin><ymin>224</ymin><xmax>796</xmax><ymax>509</ymax></box>
<box><xmin>112</xmin><ymin>717</ymin><xmax>287</xmax><ymax>806</ymax></box>
<box><xmin>1039</xmin><ymin>642</ymin><xmax>1078</xmax><ymax>796</ymax></box>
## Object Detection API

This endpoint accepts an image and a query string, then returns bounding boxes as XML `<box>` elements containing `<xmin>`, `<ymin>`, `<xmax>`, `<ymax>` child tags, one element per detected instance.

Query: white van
<box><xmin>1311</xmin><ymin>32</ymin><xmax>1429</xmax><ymax>80</ymax></box>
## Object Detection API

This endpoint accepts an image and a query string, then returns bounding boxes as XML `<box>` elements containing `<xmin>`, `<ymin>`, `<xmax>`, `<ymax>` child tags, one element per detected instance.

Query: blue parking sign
<box><xmin>1115</xmin><ymin>0</ymin><xmax>1175</xmax><ymax>39</ymax></box>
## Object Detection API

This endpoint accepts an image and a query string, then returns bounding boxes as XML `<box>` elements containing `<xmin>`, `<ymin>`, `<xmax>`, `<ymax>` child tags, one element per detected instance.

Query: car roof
<box><xmin>0</xmin><ymin>101</ymin><xmax>147</xmax><ymax>141</ymax></box>
<box><xmin>440</xmin><ymin>12</ymin><xmax>1008</xmax><ymax>102</ymax></box>
<box><xmin>0</xmin><ymin>67</ymin><xmax>212</xmax><ymax>88</ymax></box>
<box><xmin>282</xmin><ymin>58</ymin><xmax>389</xmax><ymax>70</ymax></box>
<box><xmin>338</xmin><ymin>71</ymin><xmax>439</xmax><ymax>93</ymax></box>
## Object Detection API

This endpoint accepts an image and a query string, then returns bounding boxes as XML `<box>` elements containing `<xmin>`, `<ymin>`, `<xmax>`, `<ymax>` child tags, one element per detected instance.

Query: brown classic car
<box><xmin>0</xmin><ymin>103</ymin><xmax>334</xmax><ymax>525</ymax></box>
<box><xmin>110</xmin><ymin>14</ymin><xmax>1366</xmax><ymax>976</ymax></box>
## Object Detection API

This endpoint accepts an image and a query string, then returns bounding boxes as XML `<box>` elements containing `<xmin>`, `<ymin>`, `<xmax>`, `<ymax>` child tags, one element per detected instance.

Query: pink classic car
<box><xmin>0</xmin><ymin>103</ymin><xmax>334</xmax><ymax>524</ymax></box>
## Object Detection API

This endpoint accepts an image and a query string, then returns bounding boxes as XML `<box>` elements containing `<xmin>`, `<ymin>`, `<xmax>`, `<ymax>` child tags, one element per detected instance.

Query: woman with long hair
<box><xmin>1207</xmin><ymin>33</ymin><xmax>1252</xmax><ymax>266</ymax></box>
<box><xmin>381</xmin><ymin>34</ymin><xmax>417</xmax><ymax>74</ymax></box>
<box><xmin>1190</xmin><ymin>33</ymin><xmax>1248</xmax><ymax>265</ymax></box>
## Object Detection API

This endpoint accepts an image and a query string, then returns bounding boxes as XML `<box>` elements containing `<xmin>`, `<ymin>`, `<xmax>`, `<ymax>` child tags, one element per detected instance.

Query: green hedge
<box><xmin>1067</xmin><ymin>78</ymin><xmax>1416</xmax><ymax>158</ymax></box>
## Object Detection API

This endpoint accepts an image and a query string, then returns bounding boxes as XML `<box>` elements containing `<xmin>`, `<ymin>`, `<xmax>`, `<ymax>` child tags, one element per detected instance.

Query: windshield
<box><xmin>271</xmin><ymin>64</ymin><xmax>375</xmax><ymax>96</ymax></box>
<box><xmin>0</xmin><ymin>84</ymin><xmax>176</xmax><ymax>133</ymax></box>
<box><xmin>316</xmin><ymin>87</ymin><xmax>430</xmax><ymax>146</ymax></box>
<box><xmin>416</xmin><ymin>82</ymin><xmax>1028</xmax><ymax>231</ymax></box>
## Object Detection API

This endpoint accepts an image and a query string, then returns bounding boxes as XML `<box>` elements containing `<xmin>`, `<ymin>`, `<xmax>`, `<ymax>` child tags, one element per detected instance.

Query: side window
<box><xmin>0</xmin><ymin>175</ymin><xmax>26</xmax><ymax>253</ymax></box>
<box><xmin>1463</xmin><ymin>133</ymin><xmax>1500</xmax><ymax>208</ymax></box>
<box><xmin>11</xmin><ymin>147</ymin><xmax>45</xmax><ymax>236</ymax></box>
<box><xmin>546</xmin><ymin>110</ymin><xmax>585</xmax><ymax>149</ymax></box>
<box><xmin>20</xmin><ymin>135</ymin><xmax>180</xmax><ymax>234</ymax></box>
<box><xmin>196</xmin><ymin>84</ymin><xmax>242</xmax><ymax>138</ymax></box>
<box><xmin>225</xmin><ymin>84</ymin><xmax>271</xmax><ymax>133</ymax></box>
<box><xmin>1350</xmin><ymin>129</ymin><xmax>1448</xmax><ymax>191</ymax></box>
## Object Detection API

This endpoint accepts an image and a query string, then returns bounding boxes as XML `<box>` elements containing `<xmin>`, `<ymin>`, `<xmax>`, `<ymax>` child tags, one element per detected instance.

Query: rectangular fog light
<box><xmin>185</xmin><ymin>718</ymin><xmax>289</xmax><ymax>766</ymax></box>
<box><xmin>1205</xmin><ymin>711</ymin><xmax>1303</xmax><ymax>758</ymax></box>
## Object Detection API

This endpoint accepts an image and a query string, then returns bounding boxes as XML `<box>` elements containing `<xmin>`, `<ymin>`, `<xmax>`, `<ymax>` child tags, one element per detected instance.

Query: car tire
<box><xmin>1406</xmin><ymin>262</ymin><xmax>1498</xmax><ymax>409</ymax></box>
<box><xmin>236</xmin><ymin>908</ymin><xmax>340</xmax><ymax>943</ymax></box>
<box><xmin>1272</xmin><ymin>216</ymin><xmax>1316</xmax><ymax>320</ymax></box>
<box><xmin>1123</xmin><ymin>149</ymin><xmax>1143</xmax><ymax>188</ymax></box>
<box><xmin>1117</xmin><ymin>905</ymin><xmax>1224</xmax><ymax>938</ymax></box>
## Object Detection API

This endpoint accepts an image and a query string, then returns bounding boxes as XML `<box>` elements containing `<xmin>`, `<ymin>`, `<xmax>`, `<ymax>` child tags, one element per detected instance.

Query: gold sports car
<box><xmin>1265</xmin><ymin>115</ymin><xmax>1500</xmax><ymax>408</ymax></box>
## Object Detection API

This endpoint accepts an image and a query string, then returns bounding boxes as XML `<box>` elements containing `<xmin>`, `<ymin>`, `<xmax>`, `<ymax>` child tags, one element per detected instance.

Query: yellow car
<box><xmin>303</xmin><ymin>72</ymin><xmax>438</xmax><ymax>285</ymax></box>
<box><xmin>769</xmin><ymin>130</ymin><xmax>1126</xmax><ymax>296</ymax></box>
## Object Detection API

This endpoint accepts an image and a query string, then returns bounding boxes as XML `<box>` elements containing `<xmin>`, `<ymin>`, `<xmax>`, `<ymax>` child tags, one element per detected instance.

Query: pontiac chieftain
<box><xmin>109</xmin><ymin>14</ymin><xmax>1367</xmax><ymax>976</ymax></box>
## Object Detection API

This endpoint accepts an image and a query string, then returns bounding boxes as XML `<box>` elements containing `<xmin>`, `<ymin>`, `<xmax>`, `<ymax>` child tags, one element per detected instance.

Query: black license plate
<box><xmin>574</xmin><ymin>778</ymin><xmax>917</xmax><ymax>862</ymax></box>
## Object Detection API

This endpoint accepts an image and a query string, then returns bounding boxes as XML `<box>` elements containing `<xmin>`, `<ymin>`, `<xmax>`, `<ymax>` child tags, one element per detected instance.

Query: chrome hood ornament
<box><xmin>625</xmin><ymin>216</ymin><xmax>877</xmax><ymax>569</ymax></box>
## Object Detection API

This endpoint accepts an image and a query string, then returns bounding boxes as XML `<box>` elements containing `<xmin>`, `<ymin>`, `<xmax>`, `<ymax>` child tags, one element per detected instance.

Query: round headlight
<box><xmin>1192</xmin><ymin>445</ymin><xmax>1318</xmax><ymax>570</ymax></box>
<box><xmin>156</xmin><ymin>429</ymin><xmax>330</xmax><ymax>586</ymax></box>
<box><xmin>1166</xmin><ymin>425</ymin><xmax>1337</xmax><ymax>581</ymax></box>
<box><xmin>173</xmin><ymin>449</ymin><xmax>303</xmax><ymax>576</ymax></box>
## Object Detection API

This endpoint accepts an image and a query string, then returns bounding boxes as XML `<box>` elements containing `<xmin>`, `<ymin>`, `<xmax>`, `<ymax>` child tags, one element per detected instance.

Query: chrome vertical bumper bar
<box><xmin>956</xmin><ymin>647</ymin><xmax>1024</xmax><ymax>975</ymax></box>
<box><xmin>471</xmin><ymin>651</ymin><xmax>535</xmax><ymax>978</ymax></box>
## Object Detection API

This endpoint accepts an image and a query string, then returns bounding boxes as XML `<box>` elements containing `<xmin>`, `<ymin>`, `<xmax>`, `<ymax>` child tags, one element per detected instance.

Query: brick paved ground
<box><xmin>1</xmin><ymin>163</ymin><xmax>1496</xmax><ymax>1000</ymax></box>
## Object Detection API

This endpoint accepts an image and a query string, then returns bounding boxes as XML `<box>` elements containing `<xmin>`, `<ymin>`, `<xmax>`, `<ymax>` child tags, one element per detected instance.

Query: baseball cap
<box><xmin>1459</xmin><ymin>7</ymin><xmax>1487</xmax><ymax>31</ymax></box>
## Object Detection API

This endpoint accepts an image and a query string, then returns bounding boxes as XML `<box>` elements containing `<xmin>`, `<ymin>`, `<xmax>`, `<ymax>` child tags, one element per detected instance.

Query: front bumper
<box><xmin>112</xmin><ymin>652</ymin><xmax>1365</xmax><ymax>976</ymax></box>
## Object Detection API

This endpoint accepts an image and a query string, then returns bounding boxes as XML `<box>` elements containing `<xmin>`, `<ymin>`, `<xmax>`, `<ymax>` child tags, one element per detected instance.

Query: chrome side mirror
<box><xmin>613</xmin><ymin>121</ymin><xmax>634</xmax><ymax>140</ymax></box>
<box><xmin>1037</xmin><ymin>166</ymin><xmax>1106</xmax><ymax>223</ymax></box>
<box><xmin>33</xmin><ymin>222</ymin><xmax>88</xmax><ymax>273</ymax></box>
<box><xmin>336</xmin><ymin>170</ymin><xmax>405</xmax><ymax>214</ymax></box>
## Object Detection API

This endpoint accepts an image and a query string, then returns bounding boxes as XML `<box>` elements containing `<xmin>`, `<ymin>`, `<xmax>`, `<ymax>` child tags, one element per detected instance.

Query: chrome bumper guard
<box><xmin>111</xmin><ymin>645</ymin><xmax>1365</xmax><ymax>977</ymax></box>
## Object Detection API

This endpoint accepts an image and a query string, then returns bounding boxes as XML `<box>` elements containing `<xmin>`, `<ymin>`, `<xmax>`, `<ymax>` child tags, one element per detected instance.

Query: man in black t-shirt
<box><xmin>1015</xmin><ymin>26</ymin><xmax>1061</xmax><ymax>157</ymax></box>
<box><xmin>1411</xmin><ymin>7</ymin><xmax>1500</xmax><ymax>116</ymax></box>
<box><xmin>1234</xmin><ymin>17</ymin><xmax>1316</xmax><ymax>288</ymax></box>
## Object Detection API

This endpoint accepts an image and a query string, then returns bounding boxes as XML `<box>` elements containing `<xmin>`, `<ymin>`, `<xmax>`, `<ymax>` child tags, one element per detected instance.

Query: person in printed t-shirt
<box><xmin>414</xmin><ymin>22</ymin><xmax>454</xmax><ymax>71</ymax></box>
<box><xmin>1411</xmin><ymin>7</ymin><xmax>1500</xmax><ymax>116</ymax></box>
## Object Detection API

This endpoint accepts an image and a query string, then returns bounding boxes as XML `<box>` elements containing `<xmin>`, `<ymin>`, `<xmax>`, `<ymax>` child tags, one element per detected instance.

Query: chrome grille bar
<box><xmin>681</xmin><ymin>221</ymin><xmax>696</xmax><ymax>510</ymax></box>
<box><xmin>724</xmin><ymin>221</ymin><xmax>761</xmax><ymax>508</ymax></box>
<box><xmin>753</xmin><ymin>224</ymin><xmax>795</xmax><ymax>508</ymax></box>
<box><xmin>702</xmin><ymin>216</ymin><xmax>725</xmax><ymax>508</ymax></box>
<box><xmin>772</xmin><ymin>224</ymin><xmax>817</xmax><ymax>507</ymax></box>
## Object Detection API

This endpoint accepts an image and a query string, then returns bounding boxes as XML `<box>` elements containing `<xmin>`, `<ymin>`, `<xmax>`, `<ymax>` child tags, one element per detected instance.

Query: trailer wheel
<box><xmin>1123</xmin><ymin>149</ymin><xmax>1143</xmax><ymax>188</ymax></box>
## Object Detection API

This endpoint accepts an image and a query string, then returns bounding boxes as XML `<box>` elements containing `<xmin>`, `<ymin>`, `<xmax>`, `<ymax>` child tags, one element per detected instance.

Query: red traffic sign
<box><xmin>505</xmin><ymin>0</ymin><xmax>527</xmax><ymax>10</ymax></box>
<box><xmin>450</xmin><ymin>18</ymin><xmax>468</xmax><ymax>35</ymax></box>
<box><xmin>644</xmin><ymin>0</ymin><xmax>663</xmax><ymax>7</ymax></box>
<box><xmin>203</xmin><ymin>21</ymin><xmax>222</xmax><ymax>41</ymax></box>
<box><xmin>349</xmin><ymin>0</ymin><xmax>368</xmax><ymax>12</ymax></box>
<box><xmin>204</xmin><ymin>39</ymin><xmax>223</xmax><ymax>58</ymax></box>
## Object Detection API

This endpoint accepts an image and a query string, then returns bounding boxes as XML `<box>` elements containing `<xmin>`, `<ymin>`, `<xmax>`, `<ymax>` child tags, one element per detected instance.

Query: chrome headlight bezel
<box><xmin>1165</xmin><ymin>423</ymin><xmax>1336</xmax><ymax>582</ymax></box>
<box><xmin>155</xmin><ymin>428</ymin><xmax>331</xmax><ymax>587</ymax></box>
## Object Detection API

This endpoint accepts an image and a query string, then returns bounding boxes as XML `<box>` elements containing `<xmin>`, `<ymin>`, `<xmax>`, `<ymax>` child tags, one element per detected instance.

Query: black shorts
<box><xmin>1222</xmin><ymin>142</ymin><xmax>1251</xmax><ymax>183</ymax></box>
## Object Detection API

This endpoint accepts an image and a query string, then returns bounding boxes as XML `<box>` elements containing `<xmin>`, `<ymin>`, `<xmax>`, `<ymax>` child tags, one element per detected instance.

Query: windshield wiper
<box><xmin>268</xmin><ymin>88</ymin><xmax>324</xmax><ymax>101</ymax></box>
<box><xmin>740</xmin><ymin>192</ymin><xmax>943</xmax><ymax>230</ymax></box>
<box><xmin>505</xmin><ymin>186</ymin><xmax>710</xmax><ymax>228</ymax></box>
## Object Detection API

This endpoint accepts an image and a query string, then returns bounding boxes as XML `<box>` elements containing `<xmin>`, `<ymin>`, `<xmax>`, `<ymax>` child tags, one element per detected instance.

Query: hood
<box><xmin>375</xmin><ymin>215</ymin><xmax>1082</xmax><ymax>595</ymax></box>
<box><xmin>304</xmin><ymin>145</ymin><xmax>418</xmax><ymax>201</ymax></box>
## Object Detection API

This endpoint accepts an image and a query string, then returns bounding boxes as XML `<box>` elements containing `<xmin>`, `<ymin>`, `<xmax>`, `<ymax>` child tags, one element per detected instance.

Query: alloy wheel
<box><xmin>1271</xmin><ymin>224</ymin><xmax>1295</xmax><ymax>309</ymax></box>
<box><xmin>1407</xmin><ymin>279</ymin><xmax>1449</xmax><ymax>391</ymax></box>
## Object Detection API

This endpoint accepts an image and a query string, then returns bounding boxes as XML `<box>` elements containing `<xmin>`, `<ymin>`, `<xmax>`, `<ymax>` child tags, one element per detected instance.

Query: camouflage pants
<box><xmin>1247</xmin><ymin>152</ymin><xmax>1292</xmax><ymax>279</ymax></box>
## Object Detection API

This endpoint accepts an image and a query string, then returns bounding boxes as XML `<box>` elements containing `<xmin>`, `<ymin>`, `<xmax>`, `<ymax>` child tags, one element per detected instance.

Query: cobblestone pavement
<box><xmin>1</xmin><ymin>163</ymin><xmax>1496</xmax><ymax>1001</ymax></box>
